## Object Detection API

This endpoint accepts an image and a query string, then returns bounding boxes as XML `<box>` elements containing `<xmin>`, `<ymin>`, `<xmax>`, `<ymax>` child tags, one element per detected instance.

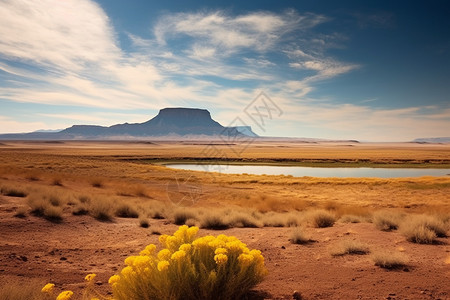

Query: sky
<box><xmin>0</xmin><ymin>0</ymin><xmax>449</xmax><ymax>141</ymax></box>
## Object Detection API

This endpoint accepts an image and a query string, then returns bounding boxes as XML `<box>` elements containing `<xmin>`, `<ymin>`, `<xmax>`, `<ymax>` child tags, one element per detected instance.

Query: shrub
<box><xmin>373</xmin><ymin>210</ymin><xmax>403</xmax><ymax>231</ymax></box>
<box><xmin>226</xmin><ymin>212</ymin><xmax>263</xmax><ymax>228</ymax></box>
<box><xmin>89</xmin><ymin>198</ymin><xmax>114</xmax><ymax>222</ymax></box>
<box><xmin>0</xmin><ymin>186</ymin><xmax>27</xmax><ymax>197</ymax></box>
<box><xmin>200</xmin><ymin>213</ymin><xmax>230</xmax><ymax>230</ymax></box>
<box><xmin>43</xmin><ymin>206</ymin><xmax>63</xmax><ymax>223</ymax></box>
<box><xmin>290</xmin><ymin>227</ymin><xmax>310</xmax><ymax>244</ymax></box>
<box><xmin>72</xmin><ymin>204</ymin><xmax>89</xmax><ymax>216</ymax></box>
<box><xmin>339</xmin><ymin>214</ymin><xmax>365</xmax><ymax>223</ymax></box>
<box><xmin>14</xmin><ymin>207</ymin><xmax>27</xmax><ymax>218</ymax></box>
<box><xmin>139</xmin><ymin>217</ymin><xmax>150</xmax><ymax>228</ymax></box>
<box><xmin>372</xmin><ymin>251</ymin><xmax>408</xmax><ymax>269</ymax></box>
<box><xmin>173</xmin><ymin>208</ymin><xmax>198</xmax><ymax>225</ymax></box>
<box><xmin>110</xmin><ymin>225</ymin><xmax>267</xmax><ymax>300</ymax></box>
<box><xmin>115</xmin><ymin>203</ymin><xmax>139</xmax><ymax>218</ymax></box>
<box><xmin>400</xmin><ymin>215</ymin><xmax>447</xmax><ymax>244</ymax></box>
<box><xmin>28</xmin><ymin>196</ymin><xmax>48</xmax><ymax>217</ymax></box>
<box><xmin>308</xmin><ymin>210</ymin><xmax>336</xmax><ymax>228</ymax></box>
<box><xmin>330</xmin><ymin>240</ymin><xmax>370</xmax><ymax>256</ymax></box>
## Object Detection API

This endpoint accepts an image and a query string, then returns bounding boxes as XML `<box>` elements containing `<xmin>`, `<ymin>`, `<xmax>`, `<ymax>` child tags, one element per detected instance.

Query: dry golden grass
<box><xmin>307</xmin><ymin>209</ymin><xmax>336</xmax><ymax>228</ymax></box>
<box><xmin>372</xmin><ymin>251</ymin><xmax>409</xmax><ymax>269</ymax></box>
<box><xmin>339</xmin><ymin>214</ymin><xmax>366</xmax><ymax>223</ymax></box>
<box><xmin>0</xmin><ymin>278</ymin><xmax>45</xmax><ymax>300</ymax></box>
<box><xmin>290</xmin><ymin>227</ymin><xmax>311</xmax><ymax>244</ymax></box>
<box><xmin>330</xmin><ymin>240</ymin><xmax>370</xmax><ymax>256</ymax></box>
<box><xmin>373</xmin><ymin>210</ymin><xmax>405</xmax><ymax>231</ymax></box>
<box><xmin>400</xmin><ymin>214</ymin><xmax>448</xmax><ymax>244</ymax></box>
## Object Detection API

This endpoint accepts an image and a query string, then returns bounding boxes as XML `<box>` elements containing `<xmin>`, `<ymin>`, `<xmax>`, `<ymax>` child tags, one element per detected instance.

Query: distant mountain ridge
<box><xmin>0</xmin><ymin>108</ymin><xmax>259</xmax><ymax>140</ymax></box>
<box><xmin>413</xmin><ymin>137</ymin><xmax>450</xmax><ymax>143</ymax></box>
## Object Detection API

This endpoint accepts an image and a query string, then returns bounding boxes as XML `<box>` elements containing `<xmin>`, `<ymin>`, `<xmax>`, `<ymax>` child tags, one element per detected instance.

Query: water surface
<box><xmin>167</xmin><ymin>164</ymin><xmax>450</xmax><ymax>178</ymax></box>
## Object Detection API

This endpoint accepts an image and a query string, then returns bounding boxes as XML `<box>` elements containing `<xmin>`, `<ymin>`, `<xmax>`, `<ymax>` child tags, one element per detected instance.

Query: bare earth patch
<box><xmin>0</xmin><ymin>201</ymin><xmax>448</xmax><ymax>299</ymax></box>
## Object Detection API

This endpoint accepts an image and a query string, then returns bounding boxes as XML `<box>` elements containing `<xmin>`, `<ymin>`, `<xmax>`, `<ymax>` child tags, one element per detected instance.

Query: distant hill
<box><xmin>413</xmin><ymin>137</ymin><xmax>450</xmax><ymax>143</ymax></box>
<box><xmin>0</xmin><ymin>108</ymin><xmax>257</xmax><ymax>140</ymax></box>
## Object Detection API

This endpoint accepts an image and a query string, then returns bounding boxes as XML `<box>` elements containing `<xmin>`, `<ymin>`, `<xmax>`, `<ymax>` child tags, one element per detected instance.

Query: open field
<box><xmin>0</xmin><ymin>141</ymin><xmax>449</xmax><ymax>299</ymax></box>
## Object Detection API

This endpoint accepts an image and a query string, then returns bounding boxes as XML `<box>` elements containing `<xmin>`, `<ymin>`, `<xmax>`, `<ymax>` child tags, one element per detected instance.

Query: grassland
<box><xmin>0</xmin><ymin>140</ymin><xmax>449</xmax><ymax>299</ymax></box>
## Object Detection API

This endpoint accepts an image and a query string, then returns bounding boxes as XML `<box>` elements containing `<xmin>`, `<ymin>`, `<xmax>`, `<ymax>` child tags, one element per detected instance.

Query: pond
<box><xmin>166</xmin><ymin>164</ymin><xmax>450</xmax><ymax>178</ymax></box>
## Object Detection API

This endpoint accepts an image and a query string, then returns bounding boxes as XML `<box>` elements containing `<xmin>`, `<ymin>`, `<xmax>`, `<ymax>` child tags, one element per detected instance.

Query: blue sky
<box><xmin>0</xmin><ymin>0</ymin><xmax>449</xmax><ymax>141</ymax></box>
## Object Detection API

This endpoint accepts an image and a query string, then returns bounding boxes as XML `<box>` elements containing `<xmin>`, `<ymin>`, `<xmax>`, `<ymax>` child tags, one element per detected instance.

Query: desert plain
<box><xmin>0</xmin><ymin>140</ymin><xmax>449</xmax><ymax>299</ymax></box>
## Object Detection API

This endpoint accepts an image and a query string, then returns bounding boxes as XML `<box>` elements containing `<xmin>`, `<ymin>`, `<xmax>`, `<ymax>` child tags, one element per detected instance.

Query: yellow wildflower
<box><xmin>187</xmin><ymin>226</ymin><xmax>199</xmax><ymax>239</ymax></box>
<box><xmin>84</xmin><ymin>273</ymin><xmax>96</xmax><ymax>282</ymax></box>
<box><xmin>132</xmin><ymin>255</ymin><xmax>151</xmax><ymax>269</ymax></box>
<box><xmin>124</xmin><ymin>256</ymin><xmax>136</xmax><ymax>266</ymax></box>
<box><xmin>140</xmin><ymin>244</ymin><xmax>156</xmax><ymax>256</ymax></box>
<box><xmin>214</xmin><ymin>253</ymin><xmax>228</xmax><ymax>265</ymax></box>
<box><xmin>157</xmin><ymin>260</ymin><xmax>170</xmax><ymax>271</ymax></box>
<box><xmin>214</xmin><ymin>247</ymin><xmax>228</xmax><ymax>255</ymax></box>
<box><xmin>208</xmin><ymin>238</ymin><xmax>225</xmax><ymax>249</ymax></box>
<box><xmin>179</xmin><ymin>243</ymin><xmax>192</xmax><ymax>252</ymax></box>
<box><xmin>159</xmin><ymin>234</ymin><xmax>168</xmax><ymax>245</ymax></box>
<box><xmin>171</xmin><ymin>250</ymin><xmax>186</xmax><ymax>260</ymax></box>
<box><xmin>250</xmin><ymin>249</ymin><xmax>264</xmax><ymax>263</ymax></box>
<box><xmin>157</xmin><ymin>249</ymin><xmax>171</xmax><ymax>260</ymax></box>
<box><xmin>56</xmin><ymin>290</ymin><xmax>73</xmax><ymax>300</ymax></box>
<box><xmin>226</xmin><ymin>240</ymin><xmax>246</xmax><ymax>252</ymax></box>
<box><xmin>108</xmin><ymin>275</ymin><xmax>120</xmax><ymax>285</ymax></box>
<box><xmin>121</xmin><ymin>266</ymin><xmax>134</xmax><ymax>277</ymax></box>
<box><xmin>41</xmin><ymin>283</ymin><xmax>54</xmax><ymax>293</ymax></box>
<box><xmin>174</xmin><ymin>225</ymin><xmax>188</xmax><ymax>239</ymax></box>
<box><xmin>238</xmin><ymin>253</ymin><xmax>254</xmax><ymax>266</ymax></box>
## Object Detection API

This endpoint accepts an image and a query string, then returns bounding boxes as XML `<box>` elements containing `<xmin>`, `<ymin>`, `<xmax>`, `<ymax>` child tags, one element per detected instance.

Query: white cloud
<box><xmin>154</xmin><ymin>10</ymin><xmax>327</xmax><ymax>54</ymax></box>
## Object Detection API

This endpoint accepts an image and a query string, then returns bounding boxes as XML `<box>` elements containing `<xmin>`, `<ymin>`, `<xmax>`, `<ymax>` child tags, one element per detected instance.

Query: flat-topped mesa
<box><xmin>143</xmin><ymin>108</ymin><xmax>222</xmax><ymax>129</ymax></box>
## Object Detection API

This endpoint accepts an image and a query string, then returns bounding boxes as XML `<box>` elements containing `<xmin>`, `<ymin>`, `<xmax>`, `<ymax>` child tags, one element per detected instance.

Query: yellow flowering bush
<box><xmin>110</xmin><ymin>225</ymin><xmax>268</xmax><ymax>300</ymax></box>
<box><xmin>40</xmin><ymin>225</ymin><xmax>267</xmax><ymax>300</ymax></box>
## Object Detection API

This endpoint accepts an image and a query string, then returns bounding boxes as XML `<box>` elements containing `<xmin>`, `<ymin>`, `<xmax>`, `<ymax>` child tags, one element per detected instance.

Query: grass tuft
<box><xmin>173</xmin><ymin>208</ymin><xmax>198</xmax><ymax>225</ymax></box>
<box><xmin>115</xmin><ymin>203</ymin><xmax>139</xmax><ymax>218</ymax></box>
<box><xmin>89</xmin><ymin>197</ymin><xmax>114</xmax><ymax>222</ymax></box>
<box><xmin>14</xmin><ymin>207</ymin><xmax>27</xmax><ymax>218</ymax></box>
<box><xmin>372</xmin><ymin>251</ymin><xmax>408</xmax><ymax>269</ymax></box>
<box><xmin>308</xmin><ymin>209</ymin><xmax>336</xmax><ymax>228</ymax></box>
<box><xmin>0</xmin><ymin>186</ymin><xmax>27</xmax><ymax>197</ymax></box>
<box><xmin>373</xmin><ymin>210</ymin><xmax>404</xmax><ymax>231</ymax></box>
<box><xmin>139</xmin><ymin>217</ymin><xmax>150</xmax><ymax>228</ymax></box>
<box><xmin>330</xmin><ymin>240</ymin><xmax>370</xmax><ymax>256</ymax></box>
<box><xmin>200</xmin><ymin>213</ymin><xmax>230</xmax><ymax>230</ymax></box>
<box><xmin>400</xmin><ymin>214</ymin><xmax>447</xmax><ymax>244</ymax></box>
<box><xmin>290</xmin><ymin>227</ymin><xmax>311</xmax><ymax>244</ymax></box>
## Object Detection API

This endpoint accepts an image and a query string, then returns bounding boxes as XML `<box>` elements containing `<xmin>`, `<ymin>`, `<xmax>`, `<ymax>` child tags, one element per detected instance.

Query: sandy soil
<box><xmin>1</xmin><ymin>193</ymin><xmax>449</xmax><ymax>299</ymax></box>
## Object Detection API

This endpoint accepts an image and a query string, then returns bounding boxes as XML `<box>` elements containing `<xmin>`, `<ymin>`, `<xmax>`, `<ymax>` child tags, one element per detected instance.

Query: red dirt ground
<box><xmin>1</xmin><ymin>194</ymin><xmax>449</xmax><ymax>300</ymax></box>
